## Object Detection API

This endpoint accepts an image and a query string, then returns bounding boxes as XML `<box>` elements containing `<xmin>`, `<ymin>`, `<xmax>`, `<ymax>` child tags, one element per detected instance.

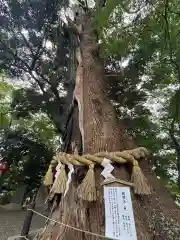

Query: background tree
<box><xmin>0</xmin><ymin>80</ymin><xmax>55</xmax><ymax>201</ymax></box>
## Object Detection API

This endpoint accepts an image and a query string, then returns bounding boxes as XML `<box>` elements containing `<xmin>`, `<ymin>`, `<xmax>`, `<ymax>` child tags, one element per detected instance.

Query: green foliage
<box><xmin>0</xmin><ymin>0</ymin><xmax>71</xmax><ymax>134</ymax></box>
<box><xmin>0</xmin><ymin>80</ymin><xmax>13</xmax><ymax>129</ymax></box>
<box><xmin>0</xmin><ymin>82</ymin><xmax>57</xmax><ymax>195</ymax></box>
<box><xmin>96</xmin><ymin>0</ymin><xmax>180</xmax><ymax>202</ymax></box>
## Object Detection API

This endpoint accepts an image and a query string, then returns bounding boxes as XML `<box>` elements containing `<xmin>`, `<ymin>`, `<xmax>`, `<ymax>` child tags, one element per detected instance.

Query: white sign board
<box><xmin>104</xmin><ymin>187</ymin><xmax>137</xmax><ymax>240</ymax></box>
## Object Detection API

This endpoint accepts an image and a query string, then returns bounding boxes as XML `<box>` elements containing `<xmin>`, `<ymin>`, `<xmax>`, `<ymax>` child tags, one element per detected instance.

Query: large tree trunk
<box><xmin>39</xmin><ymin>13</ymin><xmax>180</xmax><ymax>240</ymax></box>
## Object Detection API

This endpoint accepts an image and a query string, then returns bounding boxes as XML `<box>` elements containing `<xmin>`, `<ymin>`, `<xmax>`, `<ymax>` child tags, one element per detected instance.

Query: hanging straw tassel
<box><xmin>131</xmin><ymin>160</ymin><xmax>151</xmax><ymax>195</ymax></box>
<box><xmin>43</xmin><ymin>164</ymin><xmax>53</xmax><ymax>186</ymax></box>
<box><xmin>77</xmin><ymin>164</ymin><xmax>97</xmax><ymax>201</ymax></box>
<box><xmin>50</xmin><ymin>164</ymin><xmax>67</xmax><ymax>195</ymax></box>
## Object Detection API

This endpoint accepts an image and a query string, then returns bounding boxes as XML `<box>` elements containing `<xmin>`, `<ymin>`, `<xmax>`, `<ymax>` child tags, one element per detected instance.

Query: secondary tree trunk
<box><xmin>39</xmin><ymin>13</ymin><xmax>180</xmax><ymax>240</ymax></box>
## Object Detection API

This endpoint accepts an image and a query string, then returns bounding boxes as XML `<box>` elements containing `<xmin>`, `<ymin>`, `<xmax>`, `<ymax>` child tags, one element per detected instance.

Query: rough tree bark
<box><xmin>39</xmin><ymin>9</ymin><xmax>180</xmax><ymax>240</ymax></box>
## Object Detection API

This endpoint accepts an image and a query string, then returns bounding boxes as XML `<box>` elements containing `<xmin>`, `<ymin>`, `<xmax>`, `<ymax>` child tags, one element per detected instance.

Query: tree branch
<box><xmin>0</xmin><ymin>39</ymin><xmax>48</xmax><ymax>94</ymax></box>
<box><xmin>1</xmin><ymin>36</ymin><xmax>63</xmax><ymax>104</ymax></box>
<box><xmin>96</xmin><ymin>0</ymin><xmax>107</xmax><ymax>8</ymax></box>
<box><xmin>77</xmin><ymin>0</ymin><xmax>89</xmax><ymax>12</ymax></box>
<box><xmin>161</xmin><ymin>1</ymin><xmax>180</xmax><ymax>186</ymax></box>
<box><xmin>29</xmin><ymin>27</ymin><xmax>49</xmax><ymax>71</ymax></box>
<box><xmin>19</xmin><ymin>31</ymin><xmax>35</xmax><ymax>57</ymax></box>
<box><xmin>66</xmin><ymin>16</ymin><xmax>82</xmax><ymax>35</ymax></box>
<box><xmin>18</xmin><ymin>29</ymin><xmax>44</xmax><ymax>71</ymax></box>
<box><xmin>17</xmin><ymin>28</ymin><xmax>50</xmax><ymax>81</ymax></box>
<box><xmin>1</xmin><ymin>36</ymin><xmax>52</xmax><ymax>85</ymax></box>
<box><xmin>169</xmin><ymin>90</ymin><xmax>180</xmax><ymax>187</ymax></box>
<box><xmin>85</xmin><ymin>0</ymin><xmax>88</xmax><ymax>7</ymax></box>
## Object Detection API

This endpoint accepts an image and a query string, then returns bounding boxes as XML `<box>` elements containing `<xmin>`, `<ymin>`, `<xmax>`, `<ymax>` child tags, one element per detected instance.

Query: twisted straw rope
<box><xmin>45</xmin><ymin>147</ymin><xmax>151</xmax><ymax>199</ymax></box>
<box><xmin>52</xmin><ymin>147</ymin><xmax>149</xmax><ymax>166</ymax></box>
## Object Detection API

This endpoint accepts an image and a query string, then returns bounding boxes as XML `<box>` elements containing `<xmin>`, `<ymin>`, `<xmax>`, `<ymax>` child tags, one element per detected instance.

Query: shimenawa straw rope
<box><xmin>43</xmin><ymin>147</ymin><xmax>151</xmax><ymax>201</ymax></box>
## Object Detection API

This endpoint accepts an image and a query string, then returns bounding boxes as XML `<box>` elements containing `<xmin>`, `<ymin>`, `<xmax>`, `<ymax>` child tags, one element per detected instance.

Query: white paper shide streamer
<box><xmin>101</xmin><ymin>158</ymin><xmax>115</xmax><ymax>179</ymax></box>
<box><xmin>55</xmin><ymin>162</ymin><xmax>62</xmax><ymax>181</ymax></box>
<box><xmin>64</xmin><ymin>163</ymin><xmax>74</xmax><ymax>196</ymax></box>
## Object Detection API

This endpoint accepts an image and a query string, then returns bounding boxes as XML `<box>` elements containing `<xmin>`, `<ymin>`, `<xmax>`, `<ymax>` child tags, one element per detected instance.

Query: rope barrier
<box><xmin>27</xmin><ymin>208</ymin><xmax>119</xmax><ymax>240</ymax></box>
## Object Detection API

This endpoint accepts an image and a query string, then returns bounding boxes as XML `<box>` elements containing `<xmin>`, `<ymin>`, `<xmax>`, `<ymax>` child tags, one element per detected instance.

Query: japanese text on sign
<box><xmin>104</xmin><ymin>187</ymin><xmax>137</xmax><ymax>240</ymax></box>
